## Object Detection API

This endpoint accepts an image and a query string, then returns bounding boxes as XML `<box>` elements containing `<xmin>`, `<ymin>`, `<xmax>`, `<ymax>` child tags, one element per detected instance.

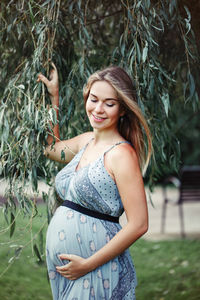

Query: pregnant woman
<box><xmin>37</xmin><ymin>63</ymin><xmax>152</xmax><ymax>299</ymax></box>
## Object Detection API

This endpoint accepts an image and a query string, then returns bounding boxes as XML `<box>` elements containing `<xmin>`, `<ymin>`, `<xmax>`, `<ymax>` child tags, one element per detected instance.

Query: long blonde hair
<box><xmin>83</xmin><ymin>66</ymin><xmax>152</xmax><ymax>174</ymax></box>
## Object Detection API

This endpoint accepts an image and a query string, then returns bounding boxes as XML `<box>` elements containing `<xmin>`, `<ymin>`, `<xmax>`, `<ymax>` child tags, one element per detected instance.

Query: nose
<box><xmin>94</xmin><ymin>101</ymin><xmax>104</xmax><ymax>113</ymax></box>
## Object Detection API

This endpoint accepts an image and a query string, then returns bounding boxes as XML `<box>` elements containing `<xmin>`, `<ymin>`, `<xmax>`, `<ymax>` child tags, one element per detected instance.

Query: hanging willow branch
<box><xmin>0</xmin><ymin>0</ymin><xmax>199</xmax><ymax>233</ymax></box>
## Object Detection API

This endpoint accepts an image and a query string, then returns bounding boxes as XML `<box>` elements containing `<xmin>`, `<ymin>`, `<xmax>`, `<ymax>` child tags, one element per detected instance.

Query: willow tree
<box><xmin>0</xmin><ymin>0</ymin><xmax>199</xmax><ymax>239</ymax></box>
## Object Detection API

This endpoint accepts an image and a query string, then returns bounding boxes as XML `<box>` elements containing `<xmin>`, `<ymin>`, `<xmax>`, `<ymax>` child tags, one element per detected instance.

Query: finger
<box><xmin>58</xmin><ymin>254</ymin><xmax>72</xmax><ymax>261</ymax></box>
<box><xmin>36</xmin><ymin>74</ymin><xmax>43</xmax><ymax>82</ymax></box>
<box><xmin>56</xmin><ymin>265</ymin><xmax>69</xmax><ymax>271</ymax></box>
<box><xmin>61</xmin><ymin>272</ymin><xmax>76</xmax><ymax>280</ymax></box>
<box><xmin>37</xmin><ymin>74</ymin><xmax>50</xmax><ymax>86</ymax></box>
<box><xmin>57</xmin><ymin>269</ymin><xmax>76</xmax><ymax>280</ymax></box>
<box><xmin>63</xmin><ymin>274</ymin><xmax>75</xmax><ymax>280</ymax></box>
<box><xmin>56</xmin><ymin>260</ymin><xmax>71</xmax><ymax>270</ymax></box>
<box><xmin>51</xmin><ymin>61</ymin><xmax>57</xmax><ymax>70</ymax></box>
<box><xmin>49</xmin><ymin>70</ymin><xmax>54</xmax><ymax>80</ymax></box>
<box><xmin>56</xmin><ymin>268</ymin><xmax>69</xmax><ymax>274</ymax></box>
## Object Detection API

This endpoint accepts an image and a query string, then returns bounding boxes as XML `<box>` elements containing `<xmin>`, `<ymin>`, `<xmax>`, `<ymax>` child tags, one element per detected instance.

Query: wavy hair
<box><xmin>83</xmin><ymin>66</ymin><xmax>152</xmax><ymax>174</ymax></box>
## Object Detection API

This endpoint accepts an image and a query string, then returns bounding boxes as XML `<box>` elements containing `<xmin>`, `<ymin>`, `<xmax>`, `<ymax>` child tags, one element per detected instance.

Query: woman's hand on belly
<box><xmin>56</xmin><ymin>254</ymin><xmax>90</xmax><ymax>280</ymax></box>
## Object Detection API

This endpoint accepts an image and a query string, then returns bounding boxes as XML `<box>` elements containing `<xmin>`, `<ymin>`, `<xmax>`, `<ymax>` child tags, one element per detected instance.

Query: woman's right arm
<box><xmin>37</xmin><ymin>63</ymin><xmax>92</xmax><ymax>163</ymax></box>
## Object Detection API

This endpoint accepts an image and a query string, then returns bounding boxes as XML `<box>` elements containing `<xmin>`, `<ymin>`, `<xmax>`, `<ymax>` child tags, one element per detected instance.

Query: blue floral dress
<box><xmin>46</xmin><ymin>141</ymin><xmax>137</xmax><ymax>299</ymax></box>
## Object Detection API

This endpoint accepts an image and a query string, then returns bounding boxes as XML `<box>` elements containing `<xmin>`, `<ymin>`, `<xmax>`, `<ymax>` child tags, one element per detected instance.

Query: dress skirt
<box><xmin>46</xmin><ymin>206</ymin><xmax>137</xmax><ymax>299</ymax></box>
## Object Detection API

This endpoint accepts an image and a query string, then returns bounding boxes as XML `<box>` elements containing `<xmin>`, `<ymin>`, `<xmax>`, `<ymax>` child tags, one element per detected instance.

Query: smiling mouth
<box><xmin>92</xmin><ymin>114</ymin><xmax>106</xmax><ymax>121</ymax></box>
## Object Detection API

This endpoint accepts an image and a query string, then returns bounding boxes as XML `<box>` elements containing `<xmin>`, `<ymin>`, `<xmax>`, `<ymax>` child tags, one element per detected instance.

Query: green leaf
<box><xmin>41</xmin><ymin>0</ymin><xmax>51</xmax><ymax>7</ymax></box>
<box><xmin>135</xmin><ymin>41</ymin><xmax>141</xmax><ymax>63</ymax></box>
<box><xmin>161</xmin><ymin>93</ymin><xmax>170</xmax><ymax>116</ymax></box>
<box><xmin>7</xmin><ymin>24</ymin><xmax>12</xmax><ymax>33</ymax></box>
<box><xmin>0</xmin><ymin>107</ymin><xmax>5</xmax><ymax>125</ymax></box>
<box><xmin>61</xmin><ymin>150</ymin><xmax>65</xmax><ymax>161</ymax></box>
<box><xmin>33</xmin><ymin>244</ymin><xmax>43</xmax><ymax>264</ymax></box>
<box><xmin>142</xmin><ymin>41</ymin><xmax>148</xmax><ymax>63</ymax></box>
<box><xmin>28</xmin><ymin>2</ymin><xmax>35</xmax><ymax>25</ymax></box>
<box><xmin>10</xmin><ymin>212</ymin><xmax>15</xmax><ymax>238</ymax></box>
<box><xmin>83</xmin><ymin>27</ymin><xmax>90</xmax><ymax>42</ymax></box>
<box><xmin>39</xmin><ymin>231</ymin><xmax>44</xmax><ymax>254</ymax></box>
<box><xmin>184</xmin><ymin>5</ymin><xmax>191</xmax><ymax>23</ymax></box>
<box><xmin>32</xmin><ymin>165</ymin><xmax>38</xmax><ymax>191</ymax></box>
<box><xmin>15</xmin><ymin>246</ymin><xmax>23</xmax><ymax>258</ymax></box>
<box><xmin>188</xmin><ymin>73</ymin><xmax>195</xmax><ymax>99</ymax></box>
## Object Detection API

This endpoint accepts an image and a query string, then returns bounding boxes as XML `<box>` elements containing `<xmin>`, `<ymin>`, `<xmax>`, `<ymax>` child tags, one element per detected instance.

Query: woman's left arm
<box><xmin>56</xmin><ymin>145</ymin><xmax>148</xmax><ymax>280</ymax></box>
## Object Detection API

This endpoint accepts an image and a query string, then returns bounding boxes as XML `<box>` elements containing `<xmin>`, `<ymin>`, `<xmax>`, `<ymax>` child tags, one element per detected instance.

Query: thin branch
<box><xmin>178</xmin><ymin>21</ymin><xmax>190</xmax><ymax>72</ymax></box>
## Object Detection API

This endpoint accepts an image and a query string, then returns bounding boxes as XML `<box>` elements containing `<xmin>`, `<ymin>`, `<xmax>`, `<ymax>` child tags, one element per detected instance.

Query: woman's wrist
<box><xmin>84</xmin><ymin>256</ymin><xmax>98</xmax><ymax>273</ymax></box>
<box><xmin>48</xmin><ymin>85</ymin><xmax>59</xmax><ymax>96</ymax></box>
<box><xmin>49</xmin><ymin>92</ymin><xmax>59</xmax><ymax>107</ymax></box>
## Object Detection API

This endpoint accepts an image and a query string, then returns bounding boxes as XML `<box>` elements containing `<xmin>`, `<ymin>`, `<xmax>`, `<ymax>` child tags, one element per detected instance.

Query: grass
<box><xmin>132</xmin><ymin>239</ymin><xmax>200</xmax><ymax>300</ymax></box>
<box><xmin>0</xmin><ymin>204</ymin><xmax>200</xmax><ymax>300</ymax></box>
<box><xmin>0</xmin><ymin>204</ymin><xmax>51</xmax><ymax>300</ymax></box>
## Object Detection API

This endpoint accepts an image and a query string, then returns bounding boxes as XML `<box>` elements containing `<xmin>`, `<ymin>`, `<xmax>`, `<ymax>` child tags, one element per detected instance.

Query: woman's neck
<box><xmin>92</xmin><ymin>128</ymin><xmax>124</xmax><ymax>146</ymax></box>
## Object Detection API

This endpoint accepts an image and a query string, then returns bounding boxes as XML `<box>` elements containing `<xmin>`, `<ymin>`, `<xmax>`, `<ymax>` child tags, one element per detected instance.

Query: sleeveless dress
<box><xmin>46</xmin><ymin>140</ymin><xmax>137</xmax><ymax>300</ymax></box>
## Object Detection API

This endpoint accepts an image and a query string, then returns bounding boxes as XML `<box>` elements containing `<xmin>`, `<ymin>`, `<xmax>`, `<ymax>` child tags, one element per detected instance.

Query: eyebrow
<box><xmin>90</xmin><ymin>93</ymin><xmax>118</xmax><ymax>101</ymax></box>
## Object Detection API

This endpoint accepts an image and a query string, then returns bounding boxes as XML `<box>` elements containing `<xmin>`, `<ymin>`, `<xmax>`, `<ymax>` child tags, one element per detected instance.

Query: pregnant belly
<box><xmin>46</xmin><ymin>206</ymin><xmax>121</xmax><ymax>266</ymax></box>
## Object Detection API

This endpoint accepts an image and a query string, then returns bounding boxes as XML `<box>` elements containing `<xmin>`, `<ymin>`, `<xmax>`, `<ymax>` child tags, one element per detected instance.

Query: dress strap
<box><xmin>104</xmin><ymin>141</ymin><xmax>131</xmax><ymax>155</ymax></box>
<box><xmin>80</xmin><ymin>137</ymin><xmax>94</xmax><ymax>152</ymax></box>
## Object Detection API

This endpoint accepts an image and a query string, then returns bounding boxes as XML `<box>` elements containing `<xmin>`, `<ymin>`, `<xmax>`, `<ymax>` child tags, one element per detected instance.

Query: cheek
<box><xmin>85</xmin><ymin>101</ymin><xmax>90</xmax><ymax>112</ymax></box>
<box><xmin>85</xmin><ymin>101</ymin><xmax>94</xmax><ymax>118</ymax></box>
<box><xmin>110</xmin><ymin>106</ymin><xmax>121</xmax><ymax>119</ymax></box>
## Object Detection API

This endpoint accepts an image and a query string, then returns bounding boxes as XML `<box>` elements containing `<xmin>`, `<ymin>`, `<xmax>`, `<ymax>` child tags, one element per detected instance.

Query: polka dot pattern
<box><xmin>58</xmin><ymin>230</ymin><xmax>66</xmax><ymax>241</ymax></box>
<box><xmin>46</xmin><ymin>140</ymin><xmax>137</xmax><ymax>299</ymax></box>
<box><xmin>48</xmin><ymin>270</ymin><xmax>56</xmax><ymax>280</ymax></box>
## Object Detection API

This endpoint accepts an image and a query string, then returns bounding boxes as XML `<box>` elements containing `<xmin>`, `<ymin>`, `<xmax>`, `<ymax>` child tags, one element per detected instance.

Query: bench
<box><xmin>161</xmin><ymin>166</ymin><xmax>200</xmax><ymax>237</ymax></box>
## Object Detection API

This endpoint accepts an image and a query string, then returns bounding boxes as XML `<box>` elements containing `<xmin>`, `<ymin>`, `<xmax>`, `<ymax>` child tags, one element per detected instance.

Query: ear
<box><xmin>119</xmin><ymin>108</ymin><xmax>125</xmax><ymax>117</ymax></box>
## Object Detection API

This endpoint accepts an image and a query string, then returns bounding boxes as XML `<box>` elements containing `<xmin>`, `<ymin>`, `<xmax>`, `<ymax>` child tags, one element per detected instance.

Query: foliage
<box><xmin>0</xmin><ymin>0</ymin><xmax>199</xmax><ymax>232</ymax></box>
<box><xmin>0</xmin><ymin>205</ymin><xmax>51</xmax><ymax>299</ymax></box>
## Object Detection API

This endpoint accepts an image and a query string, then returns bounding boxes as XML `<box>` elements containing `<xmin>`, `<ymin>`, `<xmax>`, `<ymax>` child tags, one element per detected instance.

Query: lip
<box><xmin>92</xmin><ymin>114</ymin><xmax>107</xmax><ymax>122</ymax></box>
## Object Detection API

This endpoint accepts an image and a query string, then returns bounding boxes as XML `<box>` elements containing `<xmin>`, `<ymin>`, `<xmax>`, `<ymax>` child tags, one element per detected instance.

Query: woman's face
<box><xmin>86</xmin><ymin>80</ymin><xmax>123</xmax><ymax>132</ymax></box>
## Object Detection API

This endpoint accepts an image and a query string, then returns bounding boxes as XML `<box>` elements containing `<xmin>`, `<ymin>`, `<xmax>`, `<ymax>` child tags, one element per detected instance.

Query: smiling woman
<box><xmin>83</xmin><ymin>66</ymin><xmax>152</xmax><ymax>172</ymax></box>
<box><xmin>86</xmin><ymin>81</ymin><xmax>124</xmax><ymax>132</ymax></box>
<box><xmin>37</xmin><ymin>64</ymin><xmax>152</xmax><ymax>300</ymax></box>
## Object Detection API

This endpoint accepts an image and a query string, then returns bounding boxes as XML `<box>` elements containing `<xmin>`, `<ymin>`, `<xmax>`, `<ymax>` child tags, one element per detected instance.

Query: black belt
<box><xmin>61</xmin><ymin>200</ymin><xmax>119</xmax><ymax>223</ymax></box>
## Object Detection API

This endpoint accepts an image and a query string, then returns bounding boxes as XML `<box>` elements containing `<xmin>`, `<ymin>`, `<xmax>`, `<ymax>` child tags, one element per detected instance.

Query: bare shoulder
<box><xmin>111</xmin><ymin>143</ymin><xmax>138</xmax><ymax>165</ymax></box>
<box><xmin>77</xmin><ymin>131</ymin><xmax>94</xmax><ymax>150</ymax></box>
<box><xmin>108</xmin><ymin>143</ymin><xmax>140</xmax><ymax>175</ymax></box>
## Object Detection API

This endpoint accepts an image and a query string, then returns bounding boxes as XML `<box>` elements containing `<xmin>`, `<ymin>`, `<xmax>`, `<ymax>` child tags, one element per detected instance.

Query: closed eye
<box><xmin>106</xmin><ymin>103</ymin><xmax>115</xmax><ymax>107</ymax></box>
<box><xmin>90</xmin><ymin>98</ymin><xmax>115</xmax><ymax>107</ymax></box>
